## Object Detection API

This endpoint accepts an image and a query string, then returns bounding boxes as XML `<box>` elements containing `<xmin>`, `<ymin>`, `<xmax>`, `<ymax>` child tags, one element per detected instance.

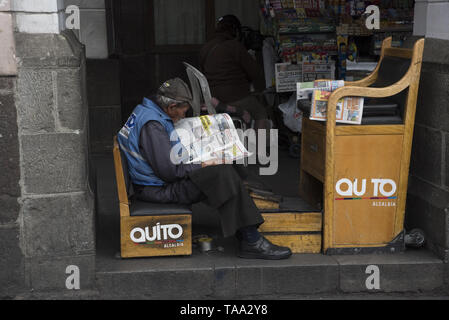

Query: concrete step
<box><xmin>91</xmin><ymin>154</ymin><xmax>448</xmax><ymax>299</ymax></box>
<box><xmin>95</xmin><ymin>237</ymin><xmax>447</xmax><ymax>299</ymax></box>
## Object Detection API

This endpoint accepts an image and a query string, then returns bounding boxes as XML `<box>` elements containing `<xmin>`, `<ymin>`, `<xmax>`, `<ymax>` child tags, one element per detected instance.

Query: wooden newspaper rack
<box><xmin>299</xmin><ymin>37</ymin><xmax>425</xmax><ymax>254</ymax></box>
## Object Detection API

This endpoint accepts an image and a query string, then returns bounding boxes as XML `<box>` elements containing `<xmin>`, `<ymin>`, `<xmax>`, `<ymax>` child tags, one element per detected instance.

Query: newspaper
<box><xmin>302</xmin><ymin>61</ymin><xmax>335</xmax><ymax>82</ymax></box>
<box><xmin>276</xmin><ymin>61</ymin><xmax>335</xmax><ymax>93</ymax></box>
<box><xmin>174</xmin><ymin>113</ymin><xmax>250</xmax><ymax>164</ymax></box>
<box><xmin>275</xmin><ymin>62</ymin><xmax>302</xmax><ymax>93</ymax></box>
<box><xmin>297</xmin><ymin>81</ymin><xmax>314</xmax><ymax>100</ymax></box>
<box><xmin>309</xmin><ymin>80</ymin><xmax>364</xmax><ymax>124</ymax></box>
<box><xmin>297</xmin><ymin>79</ymin><xmax>343</xmax><ymax>101</ymax></box>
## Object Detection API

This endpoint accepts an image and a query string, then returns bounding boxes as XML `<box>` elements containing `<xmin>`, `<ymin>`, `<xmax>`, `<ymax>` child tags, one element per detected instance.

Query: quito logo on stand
<box><xmin>335</xmin><ymin>178</ymin><xmax>397</xmax><ymax>200</ymax></box>
<box><xmin>130</xmin><ymin>223</ymin><xmax>183</xmax><ymax>244</ymax></box>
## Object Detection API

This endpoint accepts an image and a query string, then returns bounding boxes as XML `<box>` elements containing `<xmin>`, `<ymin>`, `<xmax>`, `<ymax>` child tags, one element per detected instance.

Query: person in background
<box><xmin>200</xmin><ymin>14</ymin><xmax>272</xmax><ymax>131</ymax></box>
<box><xmin>118</xmin><ymin>78</ymin><xmax>292</xmax><ymax>260</ymax></box>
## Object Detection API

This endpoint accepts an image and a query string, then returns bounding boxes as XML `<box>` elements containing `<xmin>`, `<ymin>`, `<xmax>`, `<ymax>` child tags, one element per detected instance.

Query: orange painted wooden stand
<box><xmin>299</xmin><ymin>37</ymin><xmax>425</xmax><ymax>254</ymax></box>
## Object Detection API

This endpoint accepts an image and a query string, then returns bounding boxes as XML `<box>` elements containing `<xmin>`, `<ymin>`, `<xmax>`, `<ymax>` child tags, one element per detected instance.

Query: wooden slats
<box><xmin>335</xmin><ymin>125</ymin><xmax>405</xmax><ymax>136</ymax></box>
<box><xmin>250</xmin><ymin>192</ymin><xmax>280</xmax><ymax>210</ymax></box>
<box><xmin>260</xmin><ymin>212</ymin><xmax>322</xmax><ymax>233</ymax></box>
<box><xmin>253</xmin><ymin>198</ymin><xmax>280</xmax><ymax>210</ymax></box>
<box><xmin>260</xmin><ymin>211</ymin><xmax>322</xmax><ymax>253</ymax></box>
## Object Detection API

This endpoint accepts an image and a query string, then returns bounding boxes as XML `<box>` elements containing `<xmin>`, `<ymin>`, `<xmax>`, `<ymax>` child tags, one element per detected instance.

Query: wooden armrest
<box><xmin>344</xmin><ymin>75</ymin><xmax>377</xmax><ymax>87</ymax></box>
<box><xmin>113</xmin><ymin>136</ymin><xmax>130</xmax><ymax>208</ymax></box>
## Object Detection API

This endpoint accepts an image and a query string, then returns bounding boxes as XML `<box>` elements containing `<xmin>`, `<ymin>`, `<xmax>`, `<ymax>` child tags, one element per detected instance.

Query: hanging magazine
<box><xmin>309</xmin><ymin>80</ymin><xmax>364</xmax><ymax>124</ymax></box>
<box><xmin>173</xmin><ymin>113</ymin><xmax>250</xmax><ymax>164</ymax></box>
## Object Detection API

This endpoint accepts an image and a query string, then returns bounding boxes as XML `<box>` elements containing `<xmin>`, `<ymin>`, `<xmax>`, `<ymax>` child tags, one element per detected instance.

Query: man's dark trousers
<box><xmin>136</xmin><ymin>165</ymin><xmax>264</xmax><ymax>238</ymax></box>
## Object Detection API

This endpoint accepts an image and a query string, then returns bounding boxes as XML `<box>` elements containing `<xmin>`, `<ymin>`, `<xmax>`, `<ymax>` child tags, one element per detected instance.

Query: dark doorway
<box><xmin>106</xmin><ymin>0</ymin><xmax>216</xmax><ymax>121</ymax></box>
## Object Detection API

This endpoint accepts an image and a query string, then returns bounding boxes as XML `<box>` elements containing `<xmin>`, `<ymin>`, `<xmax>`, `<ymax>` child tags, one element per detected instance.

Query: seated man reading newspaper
<box><xmin>118</xmin><ymin>78</ymin><xmax>291</xmax><ymax>260</ymax></box>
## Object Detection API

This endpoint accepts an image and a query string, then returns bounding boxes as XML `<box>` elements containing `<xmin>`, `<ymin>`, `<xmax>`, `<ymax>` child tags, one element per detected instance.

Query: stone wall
<box><xmin>0</xmin><ymin>1</ymin><xmax>17</xmax><ymax>75</ymax></box>
<box><xmin>13</xmin><ymin>30</ymin><xmax>95</xmax><ymax>293</ymax></box>
<box><xmin>0</xmin><ymin>0</ymin><xmax>24</xmax><ymax>299</ymax></box>
<box><xmin>0</xmin><ymin>76</ymin><xmax>25</xmax><ymax>299</ymax></box>
<box><xmin>0</xmin><ymin>0</ymin><xmax>97</xmax><ymax>297</ymax></box>
<box><xmin>12</xmin><ymin>0</ymin><xmax>65</xmax><ymax>34</ymax></box>
<box><xmin>414</xmin><ymin>0</ymin><xmax>449</xmax><ymax>41</ymax></box>
<box><xmin>405</xmin><ymin>37</ymin><xmax>449</xmax><ymax>262</ymax></box>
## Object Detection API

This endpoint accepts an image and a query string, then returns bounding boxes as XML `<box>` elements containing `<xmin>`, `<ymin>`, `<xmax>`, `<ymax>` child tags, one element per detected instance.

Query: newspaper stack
<box><xmin>298</xmin><ymin>80</ymin><xmax>364</xmax><ymax>125</ymax></box>
<box><xmin>174</xmin><ymin>113</ymin><xmax>250</xmax><ymax>164</ymax></box>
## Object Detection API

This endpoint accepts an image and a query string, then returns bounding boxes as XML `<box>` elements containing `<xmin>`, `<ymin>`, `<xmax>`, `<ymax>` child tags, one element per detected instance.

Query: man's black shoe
<box><xmin>238</xmin><ymin>236</ymin><xmax>292</xmax><ymax>260</ymax></box>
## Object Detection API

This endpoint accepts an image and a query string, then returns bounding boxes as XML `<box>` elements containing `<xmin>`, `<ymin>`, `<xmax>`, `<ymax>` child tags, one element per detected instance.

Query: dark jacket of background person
<box><xmin>200</xmin><ymin>32</ymin><xmax>265</xmax><ymax>104</ymax></box>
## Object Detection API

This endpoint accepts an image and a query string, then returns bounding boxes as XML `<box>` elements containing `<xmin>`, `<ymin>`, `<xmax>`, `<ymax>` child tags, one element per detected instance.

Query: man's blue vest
<box><xmin>117</xmin><ymin>98</ymin><xmax>180</xmax><ymax>186</ymax></box>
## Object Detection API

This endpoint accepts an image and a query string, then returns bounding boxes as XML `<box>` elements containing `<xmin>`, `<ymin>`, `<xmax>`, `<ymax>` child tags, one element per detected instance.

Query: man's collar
<box><xmin>142</xmin><ymin>97</ymin><xmax>172</xmax><ymax>121</ymax></box>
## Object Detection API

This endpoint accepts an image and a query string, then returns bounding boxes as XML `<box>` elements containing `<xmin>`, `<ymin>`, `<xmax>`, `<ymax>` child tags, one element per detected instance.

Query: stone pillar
<box><xmin>414</xmin><ymin>0</ymin><xmax>449</xmax><ymax>40</ymax></box>
<box><xmin>61</xmin><ymin>1</ymin><xmax>121</xmax><ymax>154</ymax></box>
<box><xmin>12</xmin><ymin>0</ymin><xmax>66</xmax><ymax>34</ymax></box>
<box><xmin>405</xmin><ymin>0</ymin><xmax>449</xmax><ymax>264</ymax></box>
<box><xmin>0</xmin><ymin>0</ymin><xmax>24</xmax><ymax>299</ymax></box>
<box><xmin>0</xmin><ymin>0</ymin><xmax>95</xmax><ymax>297</ymax></box>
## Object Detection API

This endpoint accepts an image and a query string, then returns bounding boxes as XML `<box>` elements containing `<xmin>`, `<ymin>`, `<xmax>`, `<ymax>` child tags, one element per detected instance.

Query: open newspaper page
<box><xmin>309</xmin><ymin>80</ymin><xmax>364</xmax><ymax>124</ymax></box>
<box><xmin>174</xmin><ymin>113</ymin><xmax>250</xmax><ymax>164</ymax></box>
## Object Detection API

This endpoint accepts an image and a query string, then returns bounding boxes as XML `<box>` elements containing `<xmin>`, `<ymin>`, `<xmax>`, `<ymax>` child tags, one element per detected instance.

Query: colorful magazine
<box><xmin>309</xmin><ymin>80</ymin><xmax>364</xmax><ymax>124</ymax></box>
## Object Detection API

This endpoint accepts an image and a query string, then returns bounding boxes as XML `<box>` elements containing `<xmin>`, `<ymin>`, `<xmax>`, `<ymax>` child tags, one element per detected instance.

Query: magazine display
<box><xmin>302</xmin><ymin>61</ymin><xmax>336</xmax><ymax>82</ymax></box>
<box><xmin>297</xmin><ymin>80</ymin><xmax>343</xmax><ymax>102</ymax></box>
<box><xmin>174</xmin><ymin>113</ymin><xmax>250</xmax><ymax>164</ymax></box>
<box><xmin>309</xmin><ymin>80</ymin><xmax>364</xmax><ymax>124</ymax></box>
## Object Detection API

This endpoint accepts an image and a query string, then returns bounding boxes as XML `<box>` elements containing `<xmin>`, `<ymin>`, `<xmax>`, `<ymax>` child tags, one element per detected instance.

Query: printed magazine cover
<box><xmin>275</xmin><ymin>62</ymin><xmax>303</xmax><ymax>92</ymax></box>
<box><xmin>309</xmin><ymin>80</ymin><xmax>364</xmax><ymax>124</ymax></box>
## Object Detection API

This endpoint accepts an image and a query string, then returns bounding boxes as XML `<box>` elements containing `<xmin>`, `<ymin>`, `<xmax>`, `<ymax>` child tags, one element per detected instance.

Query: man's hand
<box><xmin>201</xmin><ymin>158</ymin><xmax>225</xmax><ymax>168</ymax></box>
